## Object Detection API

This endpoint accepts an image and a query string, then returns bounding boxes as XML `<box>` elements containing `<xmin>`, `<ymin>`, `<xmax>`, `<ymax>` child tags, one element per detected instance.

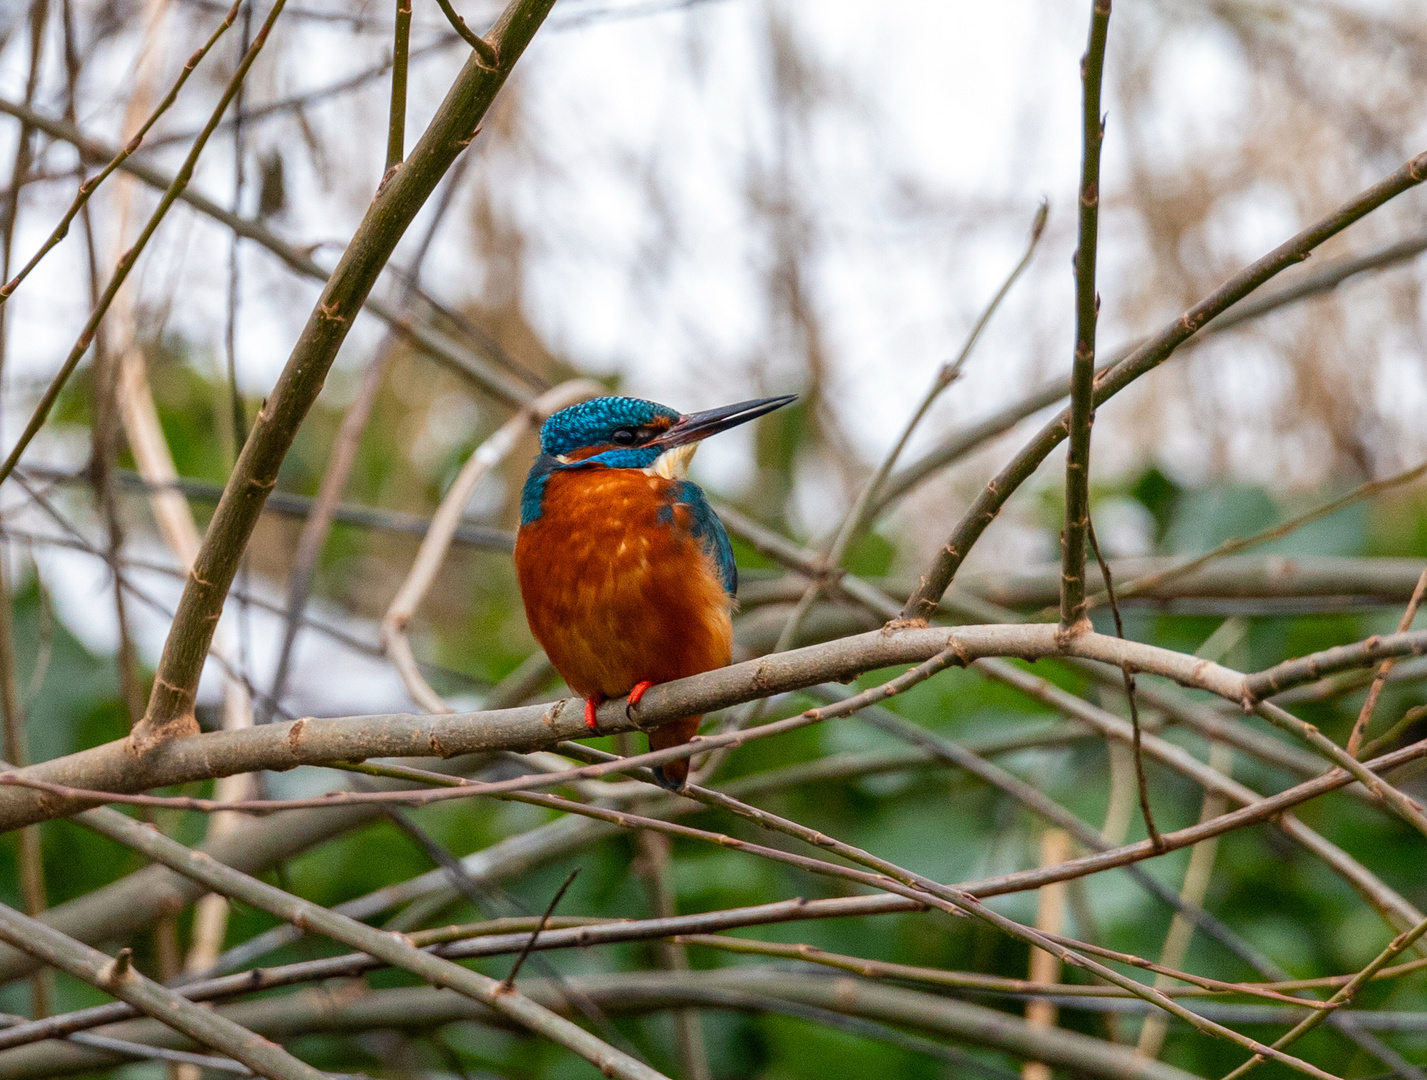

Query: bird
<box><xmin>514</xmin><ymin>393</ymin><xmax>796</xmax><ymax>789</ymax></box>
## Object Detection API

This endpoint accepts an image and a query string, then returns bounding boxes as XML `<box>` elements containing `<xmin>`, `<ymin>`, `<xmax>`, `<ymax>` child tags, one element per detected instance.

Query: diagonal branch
<box><xmin>901</xmin><ymin>149</ymin><xmax>1427</xmax><ymax>621</ymax></box>
<box><xmin>0</xmin><ymin>0</ymin><xmax>241</xmax><ymax>305</ymax></box>
<box><xmin>0</xmin><ymin>902</ymin><xmax>326</xmax><ymax>1080</ymax></box>
<box><xmin>876</xmin><ymin>226</ymin><xmax>1427</xmax><ymax>519</ymax></box>
<box><xmin>0</xmin><ymin>96</ymin><xmax>537</xmax><ymax>406</ymax></box>
<box><xmin>128</xmin><ymin>0</ymin><xmax>558</xmax><ymax>753</ymax></box>
<box><xmin>72</xmin><ymin>806</ymin><xmax>668</xmax><ymax>1080</ymax></box>
<box><xmin>0</xmin><ymin>0</ymin><xmax>290</xmax><ymax>489</ymax></box>
<box><xmin>1347</xmin><ymin>564</ymin><xmax>1427</xmax><ymax>756</ymax></box>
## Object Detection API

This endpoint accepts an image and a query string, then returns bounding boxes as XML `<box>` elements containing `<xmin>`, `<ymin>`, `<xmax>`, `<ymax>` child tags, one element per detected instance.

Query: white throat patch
<box><xmin>645</xmin><ymin>442</ymin><xmax>698</xmax><ymax>480</ymax></box>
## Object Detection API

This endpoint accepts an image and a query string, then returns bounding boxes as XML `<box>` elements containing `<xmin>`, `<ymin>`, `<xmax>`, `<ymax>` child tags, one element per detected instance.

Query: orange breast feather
<box><xmin>514</xmin><ymin>468</ymin><xmax>734</xmax><ymax>701</ymax></box>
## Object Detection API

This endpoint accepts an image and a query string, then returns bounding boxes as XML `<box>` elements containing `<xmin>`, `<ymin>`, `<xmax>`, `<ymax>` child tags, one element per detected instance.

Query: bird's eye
<box><xmin>610</xmin><ymin>427</ymin><xmax>637</xmax><ymax>446</ymax></box>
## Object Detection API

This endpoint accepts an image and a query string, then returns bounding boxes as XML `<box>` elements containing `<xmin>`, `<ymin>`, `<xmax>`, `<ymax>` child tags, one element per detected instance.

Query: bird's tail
<box><xmin>648</xmin><ymin>716</ymin><xmax>701</xmax><ymax>790</ymax></box>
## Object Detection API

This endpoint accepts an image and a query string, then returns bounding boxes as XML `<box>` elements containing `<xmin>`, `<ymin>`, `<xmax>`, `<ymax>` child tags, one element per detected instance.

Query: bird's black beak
<box><xmin>655</xmin><ymin>394</ymin><xmax>797</xmax><ymax>449</ymax></box>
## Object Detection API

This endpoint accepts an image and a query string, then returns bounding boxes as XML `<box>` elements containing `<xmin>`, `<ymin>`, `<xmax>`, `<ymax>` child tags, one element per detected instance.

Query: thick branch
<box><xmin>0</xmin><ymin>623</ymin><xmax>1423</xmax><ymax>832</ymax></box>
<box><xmin>0</xmin><ymin>902</ymin><xmax>325</xmax><ymax>1080</ymax></box>
<box><xmin>130</xmin><ymin>0</ymin><xmax>556</xmax><ymax>751</ymax></box>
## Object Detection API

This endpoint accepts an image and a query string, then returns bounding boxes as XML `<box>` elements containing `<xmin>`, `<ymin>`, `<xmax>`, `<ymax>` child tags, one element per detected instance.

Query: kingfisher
<box><xmin>515</xmin><ymin>393</ymin><xmax>796</xmax><ymax>789</ymax></box>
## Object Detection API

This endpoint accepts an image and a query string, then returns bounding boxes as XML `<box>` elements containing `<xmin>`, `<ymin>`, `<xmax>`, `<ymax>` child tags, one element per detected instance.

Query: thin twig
<box><xmin>0</xmin><ymin>0</ymin><xmax>290</xmax><ymax>488</ymax></box>
<box><xmin>1348</xmin><ymin>564</ymin><xmax>1427</xmax><ymax>756</ymax></box>
<box><xmin>1254</xmin><ymin>700</ymin><xmax>1427</xmax><ymax>840</ymax></box>
<box><xmin>902</xmin><ymin>149</ymin><xmax>1427</xmax><ymax>621</ymax></box>
<box><xmin>21</xmin><ymin>464</ymin><xmax>515</xmax><ymax>550</ymax></box>
<box><xmin>501</xmin><ymin>869</ymin><xmax>579</xmax><ymax>990</ymax></box>
<box><xmin>1061</xmin><ymin>0</ymin><xmax>1112</xmax><ymax>633</ymax></box>
<box><xmin>1219</xmin><ymin>913</ymin><xmax>1427</xmax><ymax>1080</ymax></box>
<box><xmin>432</xmin><ymin>0</ymin><xmax>500</xmax><ymax>65</ymax></box>
<box><xmin>1360</xmin><ymin>702</ymin><xmax>1427</xmax><ymax>760</ymax></box>
<box><xmin>0</xmin><ymin>0</ymin><xmax>241</xmax><ymax>305</ymax></box>
<box><xmin>838</xmin><ymin>199</ymin><xmax>1049</xmax><ymax>564</ymax></box>
<box><xmin>1087</xmin><ymin>519</ymin><xmax>1162</xmax><ymax>849</ymax></box>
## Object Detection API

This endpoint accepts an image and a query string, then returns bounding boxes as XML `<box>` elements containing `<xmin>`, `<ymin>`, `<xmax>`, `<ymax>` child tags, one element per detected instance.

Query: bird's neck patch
<box><xmin>645</xmin><ymin>442</ymin><xmax>697</xmax><ymax>480</ymax></box>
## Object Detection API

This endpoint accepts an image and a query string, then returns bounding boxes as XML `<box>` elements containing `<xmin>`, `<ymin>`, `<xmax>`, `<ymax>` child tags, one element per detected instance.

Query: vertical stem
<box><xmin>1087</xmin><ymin>520</ymin><xmax>1161</xmax><ymax>850</ymax></box>
<box><xmin>58</xmin><ymin>0</ymin><xmax>146</xmax><ymax>734</ymax></box>
<box><xmin>387</xmin><ymin>0</ymin><xmax>412</xmax><ymax>170</ymax></box>
<box><xmin>0</xmin><ymin>557</ymin><xmax>47</xmax><ymax>1019</ymax></box>
<box><xmin>1060</xmin><ymin>0</ymin><xmax>1111</xmax><ymax>632</ymax></box>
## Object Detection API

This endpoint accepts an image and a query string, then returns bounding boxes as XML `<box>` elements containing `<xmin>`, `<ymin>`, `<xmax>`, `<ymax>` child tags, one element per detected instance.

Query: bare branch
<box><xmin>74</xmin><ymin>805</ymin><xmax>669</xmax><ymax>1080</ymax></box>
<box><xmin>1060</xmin><ymin>0</ymin><xmax>1111</xmax><ymax>632</ymax></box>
<box><xmin>1347</xmin><ymin>564</ymin><xmax>1427</xmax><ymax>756</ymax></box>
<box><xmin>0</xmin><ymin>621</ymin><xmax>1422</xmax><ymax>830</ymax></box>
<box><xmin>0</xmin><ymin>0</ymin><xmax>290</xmax><ymax>489</ymax></box>
<box><xmin>901</xmin><ymin>149</ymin><xmax>1427</xmax><ymax>621</ymax></box>
<box><xmin>129</xmin><ymin>0</ymin><xmax>559</xmax><ymax>752</ymax></box>
<box><xmin>0</xmin><ymin>901</ymin><xmax>326</xmax><ymax>1080</ymax></box>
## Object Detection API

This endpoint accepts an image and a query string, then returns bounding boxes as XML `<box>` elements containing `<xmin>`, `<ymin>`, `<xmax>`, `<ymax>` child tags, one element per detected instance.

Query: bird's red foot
<box><xmin>584</xmin><ymin>696</ymin><xmax>602</xmax><ymax>732</ymax></box>
<box><xmin>626</xmin><ymin>680</ymin><xmax>655</xmax><ymax>719</ymax></box>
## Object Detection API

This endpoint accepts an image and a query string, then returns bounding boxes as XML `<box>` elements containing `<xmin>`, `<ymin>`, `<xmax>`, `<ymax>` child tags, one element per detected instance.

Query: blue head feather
<box><xmin>539</xmin><ymin>397</ymin><xmax>679</xmax><ymax>457</ymax></box>
<box><xmin>522</xmin><ymin>397</ymin><xmax>680</xmax><ymax>525</ymax></box>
